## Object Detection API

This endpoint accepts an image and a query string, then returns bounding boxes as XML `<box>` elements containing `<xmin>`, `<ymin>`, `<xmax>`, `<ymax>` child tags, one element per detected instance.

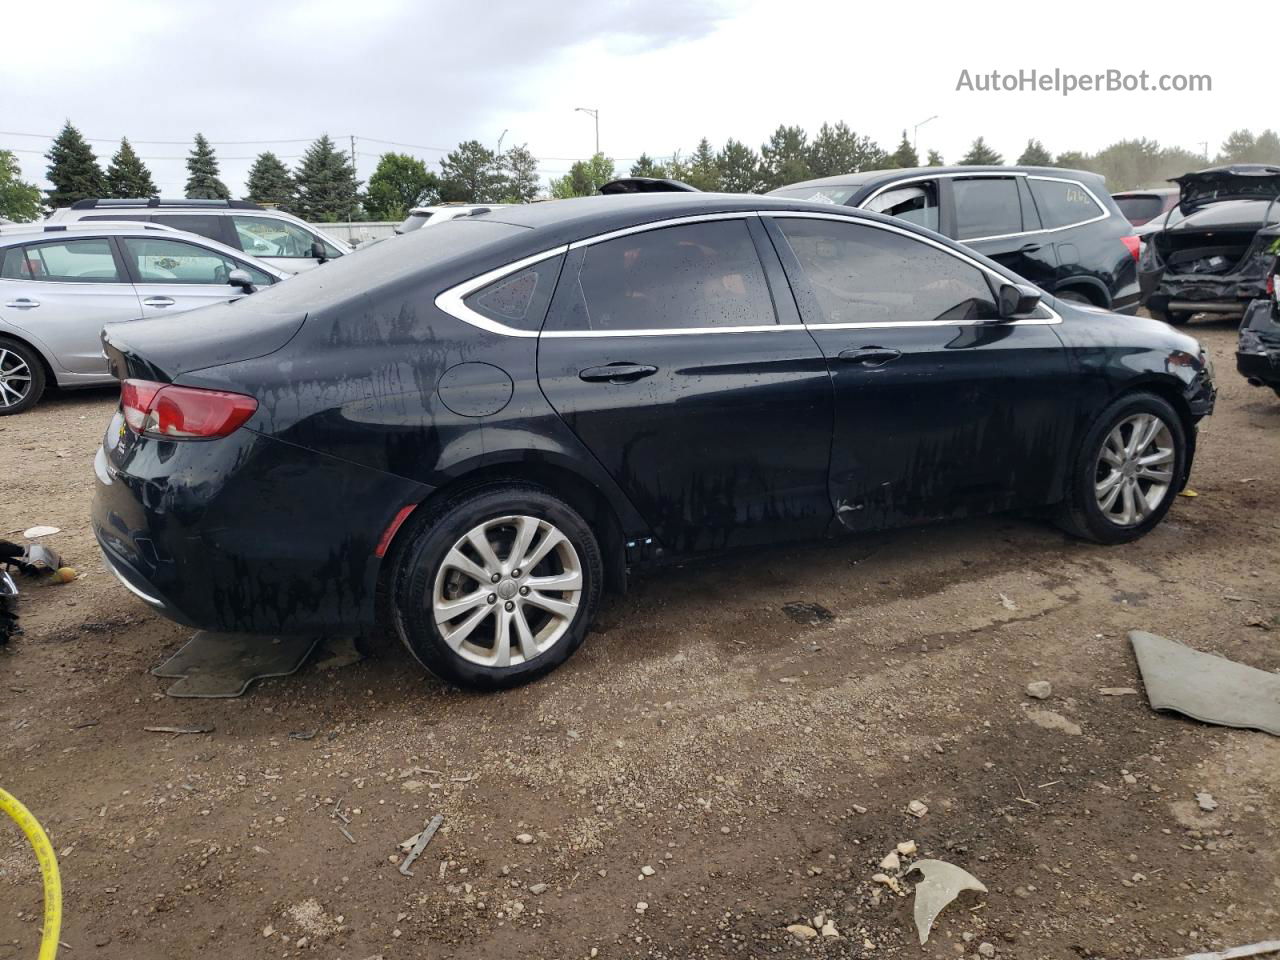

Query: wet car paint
<box><xmin>91</xmin><ymin>194</ymin><xmax>1215</xmax><ymax>637</ymax></box>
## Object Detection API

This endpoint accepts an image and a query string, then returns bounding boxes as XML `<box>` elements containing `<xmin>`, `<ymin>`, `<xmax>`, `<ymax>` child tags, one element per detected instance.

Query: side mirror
<box><xmin>227</xmin><ymin>269</ymin><xmax>256</xmax><ymax>295</ymax></box>
<box><xmin>997</xmin><ymin>282</ymin><xmax>1042</xmax><ymax>319</ymax></box>
<box><xmin>310</xmin><ymin>240</ymin><xmax>329</xmax><ymax>263</ymax></box>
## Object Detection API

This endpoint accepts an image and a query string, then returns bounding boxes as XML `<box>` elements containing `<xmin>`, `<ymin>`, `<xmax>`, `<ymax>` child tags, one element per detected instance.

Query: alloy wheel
<box><xmin>431</xmin><ymin>515</ymin><xmax>583</xmax><ymax>668</ymax></box>
<box><xmin>0</xmin><ymin>348</ymin><xmax>32</xmax><ymax>408</ymax></box>
<box><xmin>1093</xmin><ymin>412</ymin><xmax>1175</xmax><ymax>526</ymax></box>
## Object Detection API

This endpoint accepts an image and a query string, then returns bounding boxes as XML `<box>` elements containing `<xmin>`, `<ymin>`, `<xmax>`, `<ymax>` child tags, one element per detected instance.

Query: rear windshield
<box><xmin>767</xmin><ymin>185</ymin><xmax>858</xmax><ymax>205</ymax></box>
<box><xmin>395</xmin><ymin>212</ymin><xmax>433</xmax><ymax>234</ymax></box>
<box><xmin>1114</xmin><ymin>195</ymin><xmax>1165</xmax><ymax>225</ymax></box>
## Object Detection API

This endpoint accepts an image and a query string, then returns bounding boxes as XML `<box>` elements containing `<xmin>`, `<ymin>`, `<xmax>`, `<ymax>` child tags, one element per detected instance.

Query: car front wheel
<box><xmin>391</xmin><ymin>483</ymin><xmax>602</xmax><ymax>689</ymax></box>
<box><xmin>0</xmin><ymin>337</ymin><xmax>46</xmax><ymax>415</ymax></box>
<box><xmin>1057</xmin><ymin>392</ymin><xmax>1186</xmax><ymax>544</ymax></box>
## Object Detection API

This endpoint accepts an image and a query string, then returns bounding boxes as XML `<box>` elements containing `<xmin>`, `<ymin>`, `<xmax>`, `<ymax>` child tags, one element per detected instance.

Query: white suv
<box><xmin>394</xmin><ymin>204</ymin><xmax>510</xmax><ymax>234</ymax></box>
<box><xmin>46</xmin><ymin>199</ymin><xmax>350</xmax><ymax>274</ymax></box>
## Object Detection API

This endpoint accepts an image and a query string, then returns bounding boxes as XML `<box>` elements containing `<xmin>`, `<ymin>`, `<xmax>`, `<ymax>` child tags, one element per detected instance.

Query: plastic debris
<box><xmin>1142</xmin><ymin>940</ymin><xmax>1280</xmax><ymax>960</ymax></box>
<box><xmin>398</xmin><ymin>813</ymin><xmax>444</xmax><ymax>877</ymax></box>
<box><xmin>22</xmin><ymin>525</ymin><xmax>60</xmax><ymax>538</ymax></box>
<box><xmin>908</xmin><ymin>859</ymin><xmax>987</xmax><ymax>945</ymax></box>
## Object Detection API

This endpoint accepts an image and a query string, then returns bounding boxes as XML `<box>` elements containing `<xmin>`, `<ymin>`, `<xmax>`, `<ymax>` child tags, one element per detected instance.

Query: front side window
<box><xmin>232</xmin><ymin>215</ymin><xmax>335</xmax><ymax>258</ymax></box>
<box><xmin>122</xmin><ymin>237</ymin><xmax>272</xmax><ymax>285</ymax></box>
<box><xmin>775</xmin><ymin>218</ymin><xmax>997</xmax><ymax>325</ymax></box>
<box><xmin>1029</xmin><ymin>178</ymin><xmax>1105</xmax><ymax>229</ymax></box>
<box><xmin>768</xmin><ymin>185</ymin><xmax>859</xmax><ymax>205</ymax></box>
<box><xmin>568</xmin><ymin>219</ymin><xmax>775</xmax><ymax>332</ymax></box>
<box><xmin>865</xmin><ymin>183</ymin><xmax>940</xmax><ymax>232</ymax></box>
<box><xmin>1</xmin><ymin>239</ymin><xmax>122</xmax><ymax>282</ymax></box>
<box><xmin>953</xmin><ymin>177</ymin><xmax>1023</xmax><ymax>239</ymax></box>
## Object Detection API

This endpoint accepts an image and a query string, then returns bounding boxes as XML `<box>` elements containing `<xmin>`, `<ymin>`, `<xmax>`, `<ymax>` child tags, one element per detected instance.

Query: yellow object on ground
<box><xmin>52</xmin><ymin>568</ymin><xmax>77</xmax><ymax>584</ymax></box>
<box><xmin>0</xmin><ymin>787</ymin><xmax>62</xmax><ymax>960</ymax></box>
<box><xmin>1179</xmin><ymin>489</ymin><xmax>1199</xmax><ymax>498</ymax></box>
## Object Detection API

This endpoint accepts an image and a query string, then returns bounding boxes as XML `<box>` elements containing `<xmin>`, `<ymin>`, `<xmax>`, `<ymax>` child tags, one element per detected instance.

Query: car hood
<box><xmin>1174</xmin><ymin>166</ymin><xmax>1280</xmax><ymax>210</ymax></box>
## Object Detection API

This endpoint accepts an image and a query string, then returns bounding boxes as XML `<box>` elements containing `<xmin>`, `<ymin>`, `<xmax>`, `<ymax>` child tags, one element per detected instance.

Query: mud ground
<box><xmin>1</xmin><ymin>321</ymin><xmax>1278</xmax><ymax>960</ymax></box>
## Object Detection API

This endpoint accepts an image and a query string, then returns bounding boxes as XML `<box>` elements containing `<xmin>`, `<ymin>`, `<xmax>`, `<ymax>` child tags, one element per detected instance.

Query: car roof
<box><xmin>1112</xmin><ymin>186</ymin><xmax>1178</xmax><ymax>197</ymax></box>
<box><xmin>770</xmin><ymin>165</ymin><xmax>1103</xmax><ymax>195</ymax></box>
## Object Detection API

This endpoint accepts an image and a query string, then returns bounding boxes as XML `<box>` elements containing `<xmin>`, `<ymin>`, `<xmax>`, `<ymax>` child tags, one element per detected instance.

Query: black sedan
<box><xmin>92</xmin><ymin>194</ymin><xmax>1216</xmax><ymax>689</ymax></box>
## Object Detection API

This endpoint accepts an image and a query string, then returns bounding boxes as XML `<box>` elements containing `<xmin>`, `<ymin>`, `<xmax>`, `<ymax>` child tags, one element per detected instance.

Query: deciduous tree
<box><xmin>808</xmin><ymin>122</ymin><xmax>888</xmax><ymax>178</ymax></box>
<box><xmin>501</xmin><ymin>144</ymin><xmax>540</xmax><ymax>203</ymax></box>
<box><xmin>760</xmin><ymin>125</ymin><xmax>811</xmax><ymax>190</ymax></box>
<box><xmin>716</xmin><ymin>139</ymin><xmax>762</xmax><ymax>193</ymax></box>
<box><xmin>364</xmin><ymin>152</ymin><xmax>438</xmax><ymax>219</ymax></box>
<box><xmin>439</xmin><ymin>140</ymin><xmax>506</xmax><ymax>203</ymax></box>
<box><xmin>629</xmin><ymin>153</ymin><xmax>668</xmax><ymax>178</ymax></box>
<box><xmin>0</xmin><ymin>151</ymin><xmax>42</xmax><ymax>221</ymax></box>
<box><xmin>550</xmin><ymin>153</ymin><xmax>615</xmax><ymax>198</ymax></box>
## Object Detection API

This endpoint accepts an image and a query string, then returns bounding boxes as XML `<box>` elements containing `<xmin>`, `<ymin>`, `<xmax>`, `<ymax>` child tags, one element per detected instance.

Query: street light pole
<box><xmin>913</xmin><ymin>114</ymin><xmax>939</xmax><ymax>156</ymax></box>
<box><xmin>497</xmin><ymin>129</ymin><xmax>509</xmax><ymax>155</ymax></box>
<box><xmin>575</xmin><ymin>107</ymin><xmax>599</xmax><ymax>155</ymax></box>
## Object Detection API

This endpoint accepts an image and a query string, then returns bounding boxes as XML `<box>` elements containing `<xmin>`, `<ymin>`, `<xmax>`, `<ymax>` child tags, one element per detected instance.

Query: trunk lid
<box><xmin>1174</xmin><ymin>164</ymin><xmax>1280</xmax><ymax>211</ymax></box>
<box><xmin>102</xmin><ymin>298</ymin><xmax>306</xmax><ymax>383</ymax></box>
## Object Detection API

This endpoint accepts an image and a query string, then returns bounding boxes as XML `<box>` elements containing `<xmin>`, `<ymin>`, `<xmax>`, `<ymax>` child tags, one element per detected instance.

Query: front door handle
<box><xmin>1018</xmin><ymin>242</ymin><xmax>1042</xmax><ymax>253</ymax></box>
<box><xmin>5</xmin><ymin>298</ymin><xmax>39</xmax><ymax>309</ymax></box>
<box><xmin>838</xmin><ymin>347</ymin><xmax>902</xmax><ymax>366</ymax></box>
<box><xmin>579</xmin><ymin>363</ymin><xmax>659</xmax><ymax>384</ymax></box>
<box><xmin>143</xmin><ymin>297</ymin><xmax>176</xmax><ymax>307</ymax></box>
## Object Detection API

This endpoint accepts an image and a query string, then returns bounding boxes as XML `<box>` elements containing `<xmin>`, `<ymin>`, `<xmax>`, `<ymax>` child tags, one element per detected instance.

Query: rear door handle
<box><xmin>579</xmin><ymin>363</ymin><xmax>658</xmax><ymax>384</ymax></box>
<box><xmin>5</xmin><ymin>298</ymin><xmax>39</xmax><ymax>309</ymax></box>
<box><xmin>838</xmin><ymin>347</ymin><xmax>902</xmax><ymax>366</ymax></box>
<box><xmin>143</xmin><ymin>297</ymin><xmax>176</xmax><ymax>307</ymax></box>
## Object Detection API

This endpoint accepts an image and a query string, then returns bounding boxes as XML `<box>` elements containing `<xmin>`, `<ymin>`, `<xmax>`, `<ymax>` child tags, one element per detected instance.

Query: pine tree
<box><xmin>959</xmin><ymin>137</ymin><xmax>1003</xmax><ymax>165</ymax></box>
<box><xmin>889</xmin><ymin>131</ymin><xmax>918</xmax><ymax>169</ymax></box>
<box><xmin>926</xmin><ymin>149</ymin><xmax>944</xmax><ymax>165</ymax></box>
<box><xmin>104</xmin><ymin>138</ymin><xmax>158</xmax><ymax>198</ymax></box>
<box><xmin>760</xmin><ymin>125</ymin><xmax>811</xmax><ymax>191</ymax></box>
<box><xmin>501</xmin><ymin>144</ymin><xmax>540</xmax><ymax>203</ymax></box>
<box><xmin>185</xmin><ymin>133</ymin><xmax>230</xmax><ymax>199</ymax></box>
<box><xmin>245</xmin><ymin>151</ymin><xmax>296</xmax><ymax>209</ymax></box>
<box><xmin>686</xmin><ymin>138</ymin><xmax>720</xmax><ymax>191</ymax></box>
<box><xmin>438</xmin><ymin>140</ymin><xmax>505</xmax><ymax>204</ymax></box>
<box><xmin>807</xmin><ymin>122</ymin><xmax>887</xmax><ymax>178</ymax></box>
<box><xmin>294</xmin><ymin>135</ymin><xmax>361</xmax><ymax>221</ymax></box>
<box><xmin>629</xmin><ymin>154</ymin><xmax>669</xmax><ymax>178</ymax></box>
<box><xmin>1017</xmin><ymin>139</ymin><xmax>1052</xmax><ymax>165</ymax></box>
<box><xmin>716</xmin><ymin>139</ymin><xmax>762</xmax><ymax>193</ymax></box>
<box><xmin>45</xmin><ymin>121</ymin><xmax>105</xmax><ymax>208</ymax></box>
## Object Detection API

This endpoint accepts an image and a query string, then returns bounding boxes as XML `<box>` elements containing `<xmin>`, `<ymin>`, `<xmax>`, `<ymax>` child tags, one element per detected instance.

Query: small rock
<box><xmin>529</xmin><ymin>882</ymin><xmax>548</xmax><ymax>895</ymax></box>
<box><xmin>640</xmin><ymin>865</ymin><xmax>655</xmax><ymax>877</ymax></box>
<box><xmin>896</xmin><ymin>840</ymin><xmax>917</xmax><ymax>856</ymax></box>
<box><xmin>720</xmin><ymin>826</ymin><xmax>731</xmax><ymax>834</ymax></box>
<box><xmin>1196</xmin><ymin>792</ymin><xmax>1218</xmax><ymax>812</ymax></box>
<box><xmin>786</xmin><ymin>924</ymin><xmax>818</xmax><ymax>942</ymax></box>
<box><xmin>979</xmin><ymin>942</ymin><xmax>996</xmax><ymax>958</ymax></box>
<box><xmin>880</xmin><ymin>851</ymin><xmax>900</xmax><ymax>871</ymax></box>
<box><xmin>1123</xmin><ymin>773</ymin><xmax>1137</xmax><ymax>785</ymax></box>
<box><xmin>515</xmin><ymin>833</ymin><xmax>535</xmax><ymax>844</ymax></box>
<box><xmin>635</xmin><ymin>901</ymin><xmax>648</xmax><ymax>914</ymax></box>
<box><xmin>1026</xmin><ymin>709</ymin><xmax>1082</xmax><ymax>736</ymax></box>
<box><xmin>296</xmin><ymin>937</ymin><xmax>309</xmax><ymax>948</ymax></box>
<box><xmin>1099</xmin><ymin>687</ymin><xmax>1138</xmax><ymax>696</ymax></box>
<box><xmin>821</xmin><ymin>920</ymin><xmax>839</xmax><ymax>938</ymax></box>
<box><xmin>851</xmin><ymin>804</ymin><xmax>868</xmax><ymax>815</ymax></box>
<box><xmin>1013</xmin><ymin>886</ymin><xmax>1031</xmax><ymax>899</ymax></box>
<box><xmin>1025</xmin><ymin>680</ymin><xmax>1052</xmax><ymax>700</ymax></box>
<box><xmin>907</xmin><ymin>800</ymin><xmax>928</xmax><ymax>818</ymax></box>
<box><xmin>262</xmin><ymin>925</ymin><xmax>275</xmax><ymax>938</ymax></box>
<box><xmin>812</xmin><ymin>912</ymin><xmax>826</xmax><ymax>928</ymax></box>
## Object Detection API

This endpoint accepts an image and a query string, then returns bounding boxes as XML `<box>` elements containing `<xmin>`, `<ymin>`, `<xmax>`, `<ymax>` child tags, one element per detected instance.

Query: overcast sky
<box><xmin>2</xmin><ymin>0</ymin><xmax>1267</xmax><ymax>203</ymax></box>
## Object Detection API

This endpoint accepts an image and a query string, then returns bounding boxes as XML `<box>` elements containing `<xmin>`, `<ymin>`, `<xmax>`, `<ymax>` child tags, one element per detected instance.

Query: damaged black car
<box><xmin>1236</xmin><ymin>262</ymin><xmax>1280</xmax><ymax>397</ymax></box>
<box><xmin>1140</xmin><ymin>164</ymin><xmax>1280</xmax><ymax>325</ymax></box>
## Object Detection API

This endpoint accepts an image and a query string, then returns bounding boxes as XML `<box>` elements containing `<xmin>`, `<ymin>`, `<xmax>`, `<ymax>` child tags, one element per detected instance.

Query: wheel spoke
<box><xmin>491</xmin><ymin>610</ymin><xmax>513</xmax><ymax>667</ymax></box>
<box><xmin>442</xmin><ymin>547</ymin><xmax>491</xmax><ymax>586</ymax></box>
<box><xmin>1138</xmin><ymin>466</ymin><xmax>1173</xmax><ymax>484</ymax></box>
<box><xmin>1099</xmin><ymin>479</ymin><xmax>1123</xmax><ymax>513</ymax></box>
<box><xmin>466</xmin><ymin>528</ymin><xmax>503</xmax><ymax>576</ymax></box>
<box><xmin>1095</xmin><ymin>471</ymin><xmax>1124</xmax><ymax>497</ymax></box>
<box><xmin>1138</xmin><ymin>448</ymin><xmax>1173</xmax><ymax>467</ymax></box>
<box><xmin>522</xmin><ymin>528</ymin><xmax>566</xmax><ymax>571</ymax></box>
<box><xmin>524</xmin><ymin>569</ymin><xmax>583</xmax><ymax>592</ymax></box>
<box><xmin>441</xmin><ymin>602</ymin><xmax>494</xmax><ymax>650</ymax></box>
<box><xmin>434</xmin><ymin>589</ymin><xmax>489</xmax><ymax>625</ymax></box>
<box><xmin>523</xmin><ymin>590</ymin><xmax>576</xmax><ymax>620</ymax></box>
<box><xmin>507</xmin><ymin>516</ymin><xmax>539</xmax><ymax>572</ymax></box>
<box><xmin>1119</xmin><ymin>479</ymin><xmax>1137</xmax><ymax>524</ymax></box>
<box><xmin>1130</xmin><ymin>479</ymin><xmax>1150</xmax><ymax>521</ymax></box>
<box><xmin>512</xmin><ymin>605</ymin><xmax>539</xmax><ymax>661</ymax></box>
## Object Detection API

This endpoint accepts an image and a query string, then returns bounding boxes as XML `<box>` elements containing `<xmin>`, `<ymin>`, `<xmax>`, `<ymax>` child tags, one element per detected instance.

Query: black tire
<box><xmin>391</xmin><ymin>482</ymin><xmax>602</xmax><ymax>689</ymax></box>
<box><xmin>1056</xmin><ymin>391</ymin><xmax>1187</xmax><ymax>545</ymax></box>
<box><xmin>0</xmin><ymin>337</ymin><xmax>47</xmax><ymax>415</ymax></box>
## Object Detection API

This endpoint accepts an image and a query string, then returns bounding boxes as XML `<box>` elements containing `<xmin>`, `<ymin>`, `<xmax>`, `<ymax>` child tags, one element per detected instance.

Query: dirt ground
<box><xmin>1</xmin><ymin>321</ymin><xmax>1278</xmax><ymax>960</ymax></box>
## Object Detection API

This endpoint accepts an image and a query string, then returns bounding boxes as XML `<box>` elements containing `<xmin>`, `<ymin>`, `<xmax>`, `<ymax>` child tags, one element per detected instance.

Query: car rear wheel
<box><xmin>0</xmin><ymin>337</ymin><xmax>46</xmax><ymax>416</ymax></box>
<box><xmin>1056</xmin><ymin>392</ymin><xmax>1186</xmax><ymax>544</ymax></box>
<box><xmin>391</xmin><ymin>482</ymin><xmax>602</xmax><ymax>689</ymax></box>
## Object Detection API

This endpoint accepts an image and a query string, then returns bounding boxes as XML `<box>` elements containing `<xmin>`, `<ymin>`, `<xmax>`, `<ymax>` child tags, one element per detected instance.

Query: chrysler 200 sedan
<box><xmin>92</xmin><ymin>194</ymin><xmax>1216</xmax><ymax>689</ymax></box>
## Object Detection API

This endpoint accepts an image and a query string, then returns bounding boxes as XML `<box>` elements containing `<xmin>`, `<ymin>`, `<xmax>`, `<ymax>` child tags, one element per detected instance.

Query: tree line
<box><xmin>3</xmin><ymin>121</ymin><xmax>1280</xmax><ymax>223</ymax></box>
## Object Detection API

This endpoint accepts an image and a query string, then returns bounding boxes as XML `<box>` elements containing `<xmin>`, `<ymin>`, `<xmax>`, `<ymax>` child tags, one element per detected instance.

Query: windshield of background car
<box><xmin>768</xmin><ymin>185</ymin><xmax>858</xmax><ymax>205</ymax></box>
<box><xmin>1114</xmin><ymin>195</ymin><xmax>1165</xmax><ymax>225</ymax></box>
<box><xmin>395</xmin><ymin>212</ymin><xmax>433</xmax><ymax>234</ymax></box>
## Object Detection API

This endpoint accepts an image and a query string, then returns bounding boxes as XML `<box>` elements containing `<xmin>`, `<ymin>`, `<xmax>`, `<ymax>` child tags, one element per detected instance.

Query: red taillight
<box><xmin>1121</xmin><ymin>235</ymin><xmax>1141</xmax><ymax>262</ymax></box>
<box><xmin>120</xmin><ymin>378</ymin><xmax>258</xmax><ymax>439</ymax></box>
<box><xmin>1268</xmin><ymin>273</ymin><xmax>1275</xmax><ymax>297</ymax></box>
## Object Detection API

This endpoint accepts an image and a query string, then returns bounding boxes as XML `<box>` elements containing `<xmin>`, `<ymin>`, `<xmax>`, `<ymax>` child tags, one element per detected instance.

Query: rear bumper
<box><xmin>1237</xmin><ymin>350</ymin><xmax>1280</xmax><ymax>388</ymax></box>
<box><xmin>91</xmin><ymin>414</ymin><xmax>432</xmax><ymax>634</ymax></box>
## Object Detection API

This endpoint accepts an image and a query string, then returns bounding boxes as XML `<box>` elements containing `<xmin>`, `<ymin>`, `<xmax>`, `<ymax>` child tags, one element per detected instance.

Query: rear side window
<box><xmin>151</xmin><ymin>214</ymin><xmax>225</xmax><ymax>244</ymax></box>
<box><xmin>463</xmin><ymin>256</ymin><xmax>563</xmax><ymax>332</ymax></box>
<box><xmin>566</xmin><ymin>219</ymin><xmax>775</xmax><ymax>332</ymax></box>
<box><xmin>232</xmin><ymin>215</ymin><xmax>339</xmax><ymax>259</ymax></box>
<box><xmin>776</xmin><ymin>218</ymin><xmax>997</xmax><ymax>324</ymax></box>
<box><xmin>953</xmin><ymin>178</ymin><xmax>1023</xmax><ymax>239</ymax></box>
<box><xmin>2</xmin><ymin>239</ymin><xmax>122</xmax><ymax>282</ymax></box>
<box><xmin>1029</xmin><ymin>178</ymin><xmax>1105</xmax><ymax>229</ymax></box>
<box><xmin>865</xmin><ymin>183</ymin><xmax>939</xmax><ymax>232</ymax></box>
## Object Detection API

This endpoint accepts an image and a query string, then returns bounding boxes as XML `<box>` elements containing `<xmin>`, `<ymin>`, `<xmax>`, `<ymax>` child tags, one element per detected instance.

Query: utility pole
<box><xmin>913</xmin><ymin>115</ymin><xmax>938</xmax><ymax>156</ymax></box>
<box><xmin>349</xmin><ymin>134</ymin><xmax>358</xmax><ymax>223</ymax></box>
<box><xmin>1198</xmin><ymin>141</ymin><xmax>1209</xmax><ymax>160</ymax></box>
<box><xmin>575</xmin><ymin>107</ymin><xmax>599</xmax><ymax>156</ymax></box>
<box><xmin>497</xmin><ymin>129</ymin><xmax>509</xmax><ymax>155</ymax></box>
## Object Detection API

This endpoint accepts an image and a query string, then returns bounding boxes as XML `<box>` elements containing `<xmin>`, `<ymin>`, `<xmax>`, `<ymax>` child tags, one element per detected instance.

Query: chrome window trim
<box><xmin>433</xmin><ymin>245</ymin><xmax>570</xmax><ymax>338</ymax></box>
<box><xmin>434</xmin><ymin>209</ymin><xmax>1061</xmax><ymax>338</ymax></box>
<box><xmin>858</xmin><ymin>171</ymin><xmax>1110</xmax><ymax>241</ymax></box>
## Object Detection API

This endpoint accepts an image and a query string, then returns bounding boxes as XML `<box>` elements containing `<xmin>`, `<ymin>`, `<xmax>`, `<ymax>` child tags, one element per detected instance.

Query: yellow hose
<box><xmin>0</xmin><ymin>787</ymin><xmax>61</xmax><ymax>960</ymax></box>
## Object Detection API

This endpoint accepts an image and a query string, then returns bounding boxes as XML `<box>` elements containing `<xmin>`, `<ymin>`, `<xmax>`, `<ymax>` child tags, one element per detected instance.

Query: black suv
<box><xmin>769</xmin><ymin>166</ymin><xmax>1141</xmax><ymax>313</ymax></box>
